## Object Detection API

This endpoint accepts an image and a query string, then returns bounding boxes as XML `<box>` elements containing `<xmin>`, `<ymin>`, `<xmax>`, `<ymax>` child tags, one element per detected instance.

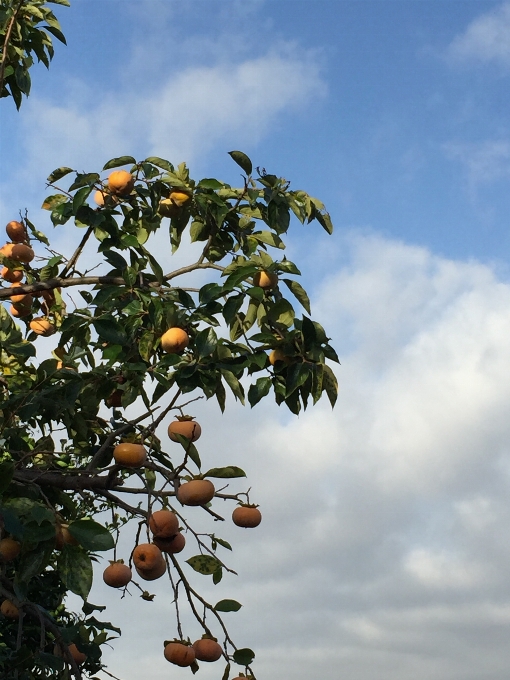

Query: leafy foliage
<box><xmin>0</xmin><ymin>0</ymin><xmax>69</xmax><ymax>109</ymax></box>
<box><xmin>0</xmin><ymin>153</ymin><xmax>338</xmax><ymax>679</ymax></box>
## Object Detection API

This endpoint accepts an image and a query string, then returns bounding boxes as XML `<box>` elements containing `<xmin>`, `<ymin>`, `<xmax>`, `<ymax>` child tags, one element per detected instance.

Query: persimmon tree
<box><xmin>0</xmin><ymin>3</ymin><xmax>339</xmax><ymax>680</ymax></box>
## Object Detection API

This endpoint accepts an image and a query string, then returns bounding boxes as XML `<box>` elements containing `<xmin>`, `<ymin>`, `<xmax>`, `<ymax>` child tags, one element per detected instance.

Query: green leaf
<box><xmin>212</xmin><ymin>566</ymin><xmax>223</xmax><ymax>584</ymax></box>
<box><xmin>93</xmin><ymin>318</ymin><xmax>128</xmax><ymax>346</ymax></box>
<box><xmin>248</xmin><ymin>376</ymin><xmax>272</xmax><ymax>407</ymax></box>
<box><xmin>221</xmin><ymin>663</ymin><xmax>231</xmax><ymax>680</ymax></box>
<box><xmin>204</xmin><ymin>466</ymin><xmax>246</xmax><ymax>478</ymax></box>
<box><xmin>221</xmin><ymin>370</ymin><xmax>245</xmax><ymax>404</ymax></box>
<box><xmin>323</xmin><ymin>364</ymin><xmax>338</xmax><ymax>407</ymax></box>
<box><xmin>58</xmin><ymin>546</ymin><xmax>93</xmax><ymax>599</ymax></box>
<box><xmin>172</xmin><ymin>434</ymin><xmax>201</xmax><ymax>469</ymax></box>
<box><xmin>47</xmin><ymin>0</ymin><xmax>71</xmax><ymax>6</ymax></box>
<box><xmin>233</xmin><ymin>648</ymin><xmax>255</xmax><ymax>666</ymax></box>
<box><xmin>282</xmin><ymin>279</ymin><xmax>311</xmax><ymax>314</ymax></box>
<box><xmin>47</xmin><ymin>166</ymin><xmax>73</xmax><ymax>183</ymax></box>
<box><xmin>44</xmin><ymin>24</ymin><xmax>67</xmax><ymax>44</ymax></box>
<box><xmin>195</xmin><ymin>327</ymin><xmax>217</xmax><ymax>358</ymax></box>
<box><xmin>228</xmin><ymin>150</ymin><xmax>253</xmax><ymax>175</ymax></box>
<box><xmin>41</xmin><ymin>193</ymin><xmax>67</xmax><ymax>211</ymax></box>
<box><xmin>186</xmin><ymin>555</ymin><xmax>222</xmax><ymax>575</ymax></box>
<box><xmin>253</xmin><ymin>231</ymin><xmax>284</xmax><ymax>249</ymax></box>
<box><xmin>68</xmin><ymin>520</ymin><xmax>114</xmax><ymax>551</ymax></box>
<box><xmin>144</xmin><ymin>156</ymin><xmax>174</xmax><ymax>172</ymax></box>
<box><xmin>198</xmin><ymin>178</ymin><xmax>224</xmax><ymax>189</ymax></box>
<box><xmin>102</xmin><ymin>156</ymin><xmax>136</xmax><ymax>170</ymax></box>
<box><xmin>68</xmin><ymin>172</ymin><xmax>99</xmax><ymax>192</ymax></box>
<box><xmin>214</xmin><ymin>599</ymin><xmax>242</xmax><ymax>612</ymax></box>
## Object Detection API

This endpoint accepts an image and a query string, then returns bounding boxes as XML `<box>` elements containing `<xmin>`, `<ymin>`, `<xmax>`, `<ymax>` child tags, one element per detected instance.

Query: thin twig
<box><xmin>0</xmin><ymin>0</ymin><xmax>24</xmax><ymax>95</ymax></box>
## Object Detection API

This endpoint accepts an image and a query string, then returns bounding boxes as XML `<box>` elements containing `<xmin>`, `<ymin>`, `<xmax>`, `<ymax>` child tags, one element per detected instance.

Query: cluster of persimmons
<box><xmin>0</xmin><ymin>220</ymin><xmax>56</xmax><ymax>336</ymax></box>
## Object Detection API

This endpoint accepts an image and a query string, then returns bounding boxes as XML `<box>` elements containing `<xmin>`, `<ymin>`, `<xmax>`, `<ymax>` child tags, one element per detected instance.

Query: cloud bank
<box><xmin>87</xmin><ymin>234</ymin><xmax>510</xmax><ymax>680</ymax></box>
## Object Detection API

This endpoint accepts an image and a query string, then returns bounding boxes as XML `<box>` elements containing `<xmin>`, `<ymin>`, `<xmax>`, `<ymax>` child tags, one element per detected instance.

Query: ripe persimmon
<box><xmin>192</xmin><ymin>637</ymin><xmax>223</xmax><ymax>662</ymax></box>
<box><xmin>1</xmin><ymin>600</ymin><xmax>19</xmax><ymax>619</ymax></box>
<box><xmin>103</xmin><ymin>561</ymin><xmax>132</xmax><ymax>588</ymax></box>
<box><xmin>133</xmin><ymin>543</ymin><xmax>166</xmax><ymax>581</ymax></box>
<box><xmin>108</xmin><ymin>170</ymin><xmax>134</xmax><ymax>196</ymax></box>
<box><xmin>253</xmin><ymin>270</ymin><xmax>278</xmax><ymax>289</ymax></box>
<box><xmin>10</xmin><ymin>304</ymin><xmax>31</xmax><ymax>318</ymax></box>
<box><xmin>149</xmin><ymin>509</ymin><xmax>179</xmax><ymax>538</ymax></box>
<box><xmin>113</xmin><ymin>442</ymin><xmax>147</xmax><ymax>468</ymax></box>
<box><xmin>160</xmin><ymin>327</ymin><xmax>189</xmax><ymax>353</ymax></box>
<box><xmin>0</xmin><ymin>537</ymin><xmax>21</xmax><ymax>561</ymax></box>
<box><xmin>1</xmin><ymin>243</ymin><xmax>34</xmax><ymax>263</ymax></box>
<box><xmin>269</xmin><ymin>348</ymin><xmax>291</xmax><ymax>366</ymax></box>
<box><xmin>30</xmin><ymin>317</ymin><xmax>56</xmax><ymax>337</ymax></box>
<box><xmin>55</xmin><ymin>524</ymin><xmax>79</xmax><ymax>550</ymax></box>
<box><xmin>9</xmin><ymin>282</ymin><xmax>33</xmax><ymax>307</ymax></box>
<box><xmin>6</xmin><ymin>221</ymin><xmax>27</xmax><ymax>243</ymax></box>
<box><xmin>177</xmin><ymin>479</ymin><xmax>215</xmax><ymax>506</ymax></box>
<box><xmin>168</xmin><ymin>417</ymin><xmax>202</xmax><ymax>442</ymax></box>
<box><xmin>68</xmin><ymin>643</ymin><xmax>87</xmax><ymax>665</ymax></box>
<box><xmin>232</xmin><ymin>505</ymin><xmax>262</xmax><ymax>528</ymax></box>
<box><xmin>1</xmin><ymin>266</ymin><xmax>23</xmax><ymax>283</ymax></box>
<box><xmin>164</xmin><ymin>642</ymin><xmax>196</xmax><ymax>667</ymax></box>
<box><xmin>153</xmin><ymin>531</ymin><xmax>186</xmax><ymax>554</ymax></box>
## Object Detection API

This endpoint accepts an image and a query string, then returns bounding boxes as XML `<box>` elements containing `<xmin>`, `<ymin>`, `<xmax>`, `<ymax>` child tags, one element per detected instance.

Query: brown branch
<box><xmin>12</xmin><ymin>468</ymin><xmax>122</xmax><ymax>491</ymax></box>
<box><xmin>163</xmin><ymin>261</ymin><xmax>224</xmax><ymax>281</ymax></box>
<box><xmin>59</xmin><ymin>226</ymin><xmax>93</xmax><ymax>278</ymax></box>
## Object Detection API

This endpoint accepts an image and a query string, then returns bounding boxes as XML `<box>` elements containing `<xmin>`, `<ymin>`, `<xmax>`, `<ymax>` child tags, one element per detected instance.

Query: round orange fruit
<box><xmin>161</xmin><ymin>328</ymin><xmax>189</xmax><ymax>353</ymax></box>
<box><xmin>164</xmin><ymin>642</ymin><xmax>196</xmax><ymax>667</ymax></box>
<box><xmin>232</xmin><ymin>505</ymin><xmax>262</xmax><ymax>528</ymax></box>
<box><xmin>177</xmin><ymin>479</ymin><xmax>215</xmax><ymax>506</ymax></box>
<box><xmin>113</xmin><ymin>443</ymin><xmax>147</xmax><ymax>468</ymax></box>
<box><xmin>168</xmin><ymin>418</ymin><xmax>201</xmax><ymax>442</ymax></box>
<box><xmin>108</xmin><ymin>170</ymin><xmax>134</xmax><ymax>196</ymax></box>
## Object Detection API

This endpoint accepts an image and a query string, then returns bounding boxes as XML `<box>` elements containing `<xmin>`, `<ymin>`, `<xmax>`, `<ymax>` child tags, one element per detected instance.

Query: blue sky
<box><xmin>4</xmin><ymin>2</ymin><xmax>510</xmax><ymax>680</ymax></box>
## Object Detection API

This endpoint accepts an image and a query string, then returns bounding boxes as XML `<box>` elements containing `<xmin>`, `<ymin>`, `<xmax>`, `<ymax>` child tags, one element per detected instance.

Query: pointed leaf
<box><xmin>102</xmin><ymin>156</ymin><xmax>136</xmax><ymax>170</ymax></box>
<box><xmin>228</xmin><ymin>151</ymin><xmax>252</xmax><ymax>175</ymax></box>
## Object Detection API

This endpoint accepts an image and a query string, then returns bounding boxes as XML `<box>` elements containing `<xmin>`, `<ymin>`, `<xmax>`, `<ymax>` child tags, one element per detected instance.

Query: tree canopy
<box><xmin>0</xmin><ymin>3</ymin><xmax>338</xmax><ymax>679</ymax></box>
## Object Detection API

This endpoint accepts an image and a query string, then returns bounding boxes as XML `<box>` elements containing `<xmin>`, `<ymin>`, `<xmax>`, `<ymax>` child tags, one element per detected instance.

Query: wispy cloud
<box><xmin>444</xmin><ymin>139</ymin><xmax>510</xmax><ymax>188</ymax></box>
<box><xmin>448</xmin><ymin>2</ymin><xmax>510</xmax><ymax>66</ymax></box>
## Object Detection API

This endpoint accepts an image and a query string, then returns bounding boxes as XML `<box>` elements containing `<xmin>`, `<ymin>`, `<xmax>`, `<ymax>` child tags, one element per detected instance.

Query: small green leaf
<box><xmin>144</xmin><ymin>156</ymin><xmax>174</xmax><ymax>172</ymax></box>
<box><xmin>228</xmin><ymin>151</ymin><xmax>252</xmax><ymax>175</ymax></box>
<box><xmin>204</xmin><ymin>466</ymin><xmax>246</xmax><ymax>479</ymax></box>
<box><xmin>214</xmin><ymin>599</ymin><xmax>242</xmax><ymax>612</ymax></box>
<box><xmin>47</xmin><ymin>167</ymin><xmax>73</xmax><ymax>183</ymax></box>
<box><xmin>248</xmin><ymin>376</ymin><xmax>272</xmax><ymax>407</ymax></box>
<box><xmin>198</xmin><ymin>178</ymin><xmax>224</xmax><ymax>189</ymax></box>
<box><xmin>68</xmin><ymin>519</ymin><xmax>114</xmax><ymax>551</ymax></box>
<box><xmin>102</xmin><ymin>156</ymin><xmax>136</xmax><ymax>170</ymax></box>
<box><xmin>282</xmin><ymin>279</ymin><xmax>311</xmax><ymax>314</ymax></box>
<box><xmin>186</xmin><ymin>555</ymin><xmax>222</xmax><ymax>575</ymax></box>
<box><xmin>233</xmin><ymin>648</ymin><xmax>255</xmax><ymax>666</ymax></box>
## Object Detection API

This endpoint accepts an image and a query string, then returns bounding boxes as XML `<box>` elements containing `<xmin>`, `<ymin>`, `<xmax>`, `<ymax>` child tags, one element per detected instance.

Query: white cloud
<box><xmin>4</xmin><ymin>46</ymin><xmax>324</xmax><ymax>221</ymax></box>
<box><xmin>444</xmin><ymin>139</ymin><xmax>510</xmax><ymax>187</ymax></box>
<box><xmin>448</xmin><ymin>2</ymin><xmax>510</xmax><ymax>66</ymax></box>
<box><xmin>88</xmin><ymin>234</ymin><xmax>510</xmax><ymax>680</ymax></box>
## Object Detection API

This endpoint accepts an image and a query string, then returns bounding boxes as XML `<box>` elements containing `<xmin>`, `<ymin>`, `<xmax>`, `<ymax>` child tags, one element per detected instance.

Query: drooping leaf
<box><xmin>68</xmin><ymin>519</ymin><xmax>115</xmax><ymax>551</ymax></box>
<box><xmin>228</xmin><ymin>150</ymin><xmax>253</xmax><ymax>175</ymax></box>
<box><xmin>58</xmin><ymin>546</ymin><xmax>93</xmax><ymax>599</ymax></box>
<box><xmin>282</xmin><ymin>279</ymin><xmax>311</xmax><ymax>314</ymax></box>
<box><xmin>102</xmin><ymin>156</ymin><xmax>137</xmax><ymax>170</ymax></box>
<box><xmin>186</xmin><ymin>555</ymin><xmax>222</xmax><ymax>575</ymax></box>
<box><xmin>204</xmin><ymin>466</ymin><xmax>246</xmax><ymax>479</ymax></box>
<box><xmin>214</xmin><ymin>599</ymin><xmax>242</xmax><ymax>612</ymax></box>
<box><xmin>233</xmin><ymin>648</ymin><xmax>255</xmax><ymax>666</ymax></box>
